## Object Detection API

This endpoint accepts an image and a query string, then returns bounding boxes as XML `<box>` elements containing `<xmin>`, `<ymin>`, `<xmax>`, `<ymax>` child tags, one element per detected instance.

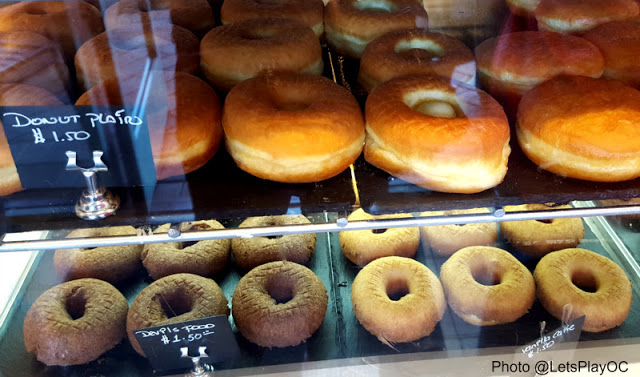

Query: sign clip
<box><xmin>180</xmin><ymin>346</ymin><xmax>213</xmax><ymax>377</ymax></box>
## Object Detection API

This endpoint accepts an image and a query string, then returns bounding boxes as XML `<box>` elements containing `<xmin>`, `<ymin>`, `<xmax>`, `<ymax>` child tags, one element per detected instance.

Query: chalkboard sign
<box><xmin>0</xmin><ymin>106</ymin><xmax>156</xmax><ymax>189</ymax></box>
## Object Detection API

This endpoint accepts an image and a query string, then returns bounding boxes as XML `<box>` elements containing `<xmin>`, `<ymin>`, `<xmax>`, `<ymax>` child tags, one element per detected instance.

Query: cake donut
<box><xmin>325</xmin><ymin>0</ymin><xmax>428</xmax><ymax>58</ymax></box>
<box><xmin>365</xmin><ymin>75</ymin><xmax>510</xmax><ymax>194</ymax></box>
<box><xmin>232</xmin><ymin>261</ymin><xmax>328</xmax><ymax>347</ymax></box>
<box><xmin>351</xmin><ymin>256</ymin><xmax>445</xmax><ymax>343</ymax></box>
<box><xmin>127</xmin><ymin>273</ymin><xmax>229</xmax><ymax>356</ymax></box>
<box><xmin>339</xmin><ymin>209</ymin><xmax>419</xmax><ymax>266</ymax></box>
<box><xmin>142</xmin><ymin>220</ymin><xmax>230</xmax><ymax>280</ymax></box>
<box><xmin>440</xmin><ymin>246</ymin><xmax>535</xmax><ymax>325</ymax></box>
<box><xmin>517</xmin><ymin>76</ymin><xmax>640</xmax><ymax>182</ymax></box>
<box><xmin>358</xmin><ymin>29</ymin><xmax>476</xmax><ymax>92</ymax></box>
<box><xmin>222</xmin><ymin>73</ymin><xmax>364</xmax><ymax>182</ymax></box>
<box><xmin>24</xmin><ymin>278</ymin><xmax>128</xmax><ymax>366</ymax></box>
<box><xmin>232</xmin><ymin>215</ymin><xmax>316</xmax><ymax>270</ymax></box>
<box><xmin>534</xmin><ymin>248</ymin><xmax>632</xmax><ymax>332</ymax></box>
<box><xmin>201</xmin><ymin>19</ymin><xmax>323</xmax><ymax>91</ymax></box>
<box><xmin>535</xmin><ymin>0</ymin><xmax>639</xmax><ymax>34</ymax></box>
<box><xmin>500</xmin><ymin>204</ymin><xmax>584</xmax><ymax>258</ymax></box>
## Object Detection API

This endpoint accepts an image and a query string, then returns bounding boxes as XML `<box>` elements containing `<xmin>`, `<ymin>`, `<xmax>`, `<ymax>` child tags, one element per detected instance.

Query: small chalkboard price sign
<box><xmin>519</xmin><ymin>316</ymin><xmax>585</xmax><ymax>359</ymax></box>
<box><xmin>133</xmin><ymin>315</ymin><xmax>239</xmax><ymax>374</ymax></box>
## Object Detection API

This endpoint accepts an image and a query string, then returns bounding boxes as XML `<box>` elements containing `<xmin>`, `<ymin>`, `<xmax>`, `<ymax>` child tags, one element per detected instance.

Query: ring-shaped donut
<box><xmin>535</xmin><ymin>0</ymin><xmax>639</xmax><ymax>34</ymax></box>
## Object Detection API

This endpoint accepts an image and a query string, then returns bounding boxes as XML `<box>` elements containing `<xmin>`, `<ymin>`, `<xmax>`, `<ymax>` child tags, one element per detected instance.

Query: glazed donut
<box><xmin>358</xmin><ymin>29</ymin><xmax>476</xmax><ymax>92</ymax></box>
<box><xmin>440</xmin><ymin>246</ymin><xmax>535</xmax><ymax>325</ymax></box>
<box><xmin>517</xmin><ymin>76</ymin><xmax>640</xmax><ymax>182</ymax></box>
<box><xmin>535</xmin><ymin>0</ymin><xmax>639</xmax><ymax>34</ymax></box>
<box><xmin>351</xmin><ymin>256</ymin><xmax>445</xmax><ymax>343</ymax></box>
<box><xmin>76</xmin><ymin>71</ymin><xmax>223</xmax><ymax>180</ymax></box>
<box><xmin>534</xmin><ymin>248</ymin><xmax>632</xmax><ymax>332</ymax></box>
<box><xmin>232</xmin><ymin>261</ymin><xmax>328</xmax><ymax>347</ymax></box>
<box><xmin>506</xmin><ymin>0</ymin><xmax>540</xmax><ymax>17</ymax></box>
<box><xmin>500</xmin><ymin>204</ymin><xmax>584</xmax><ymax>258</ymax></box>
<box><xmin>221</xmin><ymin>0</ymin><xmax>325</xmax><ymax>37</ymax></box>
<box><xmin>105</xmin><ymin>0</ymin><xmax>214</xmax><ymax>38</ymax></box>
<box><xmin>127</xmin><ymin>273</ymin><xmax>229</xmax><ymax>356</ymax></box>
<box><xmin>142</xmin><ymin>220</ymin><xmax>230</xmax><ymax>280</ymax></box>
<box><xmin>0</xmin><ymin>1</ymin><xmax>104</xmax><ymax>63</ymax></box>
<box><xmin>365</xmin><ymin>75</ymin><xmax>510</xmax><ymax>194</ymax></box>
<box><xmin>232</xmin><ymin>215</ymin><xmax>316</xmax><ymax>270</ymax></box>
<box><xmin>419</xmin><ymin>208</ymin><xmax>498</xmax><ymax>257</ymax></box>
<box><xmin>75</xmin><ymin>25</ymin><xmax>199</xmax><ymax>90</ymax></box>
<box><xmin>0</xmin><ymin>84</ymin><xmax>64</xmax><ymax>196</ymax></box>
<box><xmin>54</xmin><ymin>226</ymin><xmax>143</xmax><ymax>284</ymax></box>
<box><xmin>24</xmin><ymin>278</ymin><xmax>128</xmax><ymax>366</ymax></box>
<box><xmin>222</xmin><ymin>73</ymin><xmax>364</xmax><ymax>183</ymax></box>
<box><xmin>201</xmin><ymin>19</ymin><xmax>323</xmax><ymax>91</ymax></box>
<box><xmin>325</xmin><ymin>0</ymin><xmax>428</xmax><ymax>58</ymax></box>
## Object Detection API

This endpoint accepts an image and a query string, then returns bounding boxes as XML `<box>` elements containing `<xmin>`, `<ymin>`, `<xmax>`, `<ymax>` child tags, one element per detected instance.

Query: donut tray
<box><xmin>1</xmin><ymin>213</ymin><xmax>640</xmax><ymax>377</ymax></box>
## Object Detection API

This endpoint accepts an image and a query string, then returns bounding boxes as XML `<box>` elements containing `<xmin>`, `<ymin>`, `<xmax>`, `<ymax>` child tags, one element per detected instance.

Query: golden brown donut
<box><xmin>325</xmin><ymin>0</ymin><xmax>428</xmax><ymax>58</ymax></box>
<box><xmin>535</xmin><ymin>0</ymin><xmax>639</xmax><ymax>34</ymax></box>
<box><xmin>534</xmin><ymin>248</ymin><xmax>632</xmax><ymax>332</ymax></box>
<box><xmin>222</xmin><ymin>73</ymin><xmax>364</xmax><ymax>183</ymax></box>
<box><xmin>440</xmin><ymin>246</ymin><xmax>535</xmax><ymax>325</ymax></box>
<box><xmin>351</xmin><ymin>256</ymin><xmax>445</xmax><ymax>343</ymax></box>
<box><xmin>358</xmin><ymin>29</ymin><xmax>476</xmax><ymax>92</ymax></box>
<box><xmin>339</xmin><ymin>209</ymin><xmax>419</xmax><ymax>266</ymax></box>
<box><xmin>221</xmin><ymin>0</ymin><xmax>325</xmax><ymax>37</ymax></box>
<box><xmin>24</xmin><ymin>278</ymin><xmax>128</xmax><ymax>366</ymax></box>
<box><xmin>127</xmin><ymin>273</ymin><xmax>229</xmax><ymax>356</ymax></box>
<box><xmin>419</xmin><ymin>208</ymin><xmax>498</xmax><ymax>257</ymax></box>
<box><xmin>75</xmin><ymin>25</ymin><xmax>199</xmax><ymax>90</ymax></box>
<box><xmin>142</xmin><ymin>220</ymin><xmax>230</xmax><ymax>280</ymax></box>
<box><xmin>365</xmin><ymin>75</ymin><xmax>510</xmax><ymax>194</ymax></box>
<box><xmin>201</xmin><ymin>18</ymin><xmax>323</xmax><ymax>91</ymax></box>
<box><xmin>232</xmin><ymin>215</ymin><xmax>316</xmax><ymax>270</ymax></box>
<box><xmin>506</xmin><ymin>0</ymin><xmax>540</xmax><ymax>17</ymax></box>
<box><xmin>232</xmin><ymin>261</ymin><xmax>328</xmax><ymax>347</ymax></box>
<box><xmin>517</xmin><ymin>76</ymin><xmax>640</xmax><ymax>182</ymax></box>
<box><xmin>500</xmin><ymin>204</ymin><xmax>584</xmax><ymax>258</ymax></box>
<box><xmin>76</xmin><ymin>71</ymin><xmax>223</xmax><ymax>180</ymax></box>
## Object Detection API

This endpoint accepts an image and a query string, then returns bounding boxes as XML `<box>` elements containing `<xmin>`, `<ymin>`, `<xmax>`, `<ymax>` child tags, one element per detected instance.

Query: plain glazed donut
<box><xmin>232</xmin><ymin>261</ymin><xmax>328</xmax><ymax>347</ymax></box>
<box><xmin>351</xmin><ymin>256</ymin><xmax>445</xmax><ymax>343</ymax></box>
<box><xmin>365</xmin><ymin>75</ymin><xmax>510</xmax><ymax>194</ymax></box>
<box><xmin>534</xmin><ymin>248</ymin><xmax>632</xmax><ymax>332</ymax></box>
<box><xmin>440</xmin><ymin>246</ymin><xmax>535</xmax><ymax>326</ymax></box>
<box><xmin>339</xmin><ymin>209</ymin><xmax>419</xmax><ymax>266</ymax></box>
<box><xmin>76</xmin><ymin>71</ymin><xmax>223</xmax><ymax>180</ymax></box>
<box><xmin>24</xmin><ymin>278</ymin><xmax>128</xmax><ymax>366</ymax></box>
<box><xmin>221</xmin><ymin>0</ymin><xmax>325</xmax><ymax>37</ymax></box>
<box><xmin>506</xmin><ymin>0</ymin><xmax>540</xmax><ymax>17</ymax></box>
<box><xmin>127</xmin><ymin>273</ymin><xmax>229</xmax><ymax>356</ymax></box>
<box><xmin>142</xmin><ymin>220</ymin><xmax>230</xmax><ymax>280</ymax></box>
<box><xmin>517</xmin><ymin>76</ymin><xmax>640</xmax><ymax>182</ymax></box>
<box><xmin>535</xmin><ymin>0</ymin><xmax>639</xmax><ymax>34</ymax></box>
<box><xmin>232</xmin><ymin>215</ymin><xmax>316</xmax><ymax>270</ymax></box>
<box><xmin>500</xmin><ymin>204</ymin><xmax>584</xmax><ymax>258</ymax></box>
<box><xmin>325</xmin><ymin>0</ymin><xmax>428</xmax><ymax>58</ymax></box>
<box><xmin>222</xmin><ymin>73</ymin><xmax>364</xmax><ymax>183</ymax></box>
<box><xmin>201</xmin><ymin>19</ymin><xmax>323</xmax><ymax>91</ymax></box>
<box><xmin>419</xmin><ymin>208</ymin><xmax>498</xmax><ymax>257</ymax></box>
<box><xmin>358</xmin><ymin>29</ymin><xmax>476</xmax><ymax>92</ymax></box>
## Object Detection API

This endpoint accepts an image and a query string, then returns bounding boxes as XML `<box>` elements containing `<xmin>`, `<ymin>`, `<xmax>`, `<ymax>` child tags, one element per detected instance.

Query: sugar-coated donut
<box><xmin>517</xmin><ymin>76</ymin><xmax>640</xmax><ymax>182</ymax></box>
<box><xmin>440</xmin><ymin>246</ymin><xmax>535</xmax><ymax>326</ymax></box>
<box><xmin>339</xmin><ymin>209</ymin><xmax>419</xmax><ymax>266</ymax></box>
<box><xmin>24</xmin><ymin>279</ymin><xmax>128</xmax><ymax>366</ymax></box>
<box><xmin>325</xmin><ymin>0</ymin><xmax>428</xmax><ymax>58</ymax></box>
<box><xmin>232</xmin><ymin>215</ymin><xmax>316</xmax><ymax>270</ymax></box>
<box><xmin>535</xmin><ymin>0</ymin><xmax>639</xmax><ymax>34</ymax></box>
<box><xmin>127</xmin><ymin>273</ymin><xmax>229</xmax><ymax>356</ymax></box>
<box><xmin>506</xmin><ymin>0</ymin><xmax>540</xmax><ymax>17</ymax></box>
<box><xmin>351</xmin><ymin>256</ymin><xmax>445</xmax><ymax>343</ymax></box>
<box><xmin>201</xmin><ymin>19</ymin><xmax>323</xmax><ymax>91</ymax></box>
<box><xmin>76</xmin><ymin>71</ymin><xmax>223</xmax><ymax>180</ymax></box>
<box><xmin>358</xmin><ymin>29</ymin><xmax>475</xmax><ymax>92</ymax></box>
<box><xmin>534</xmin><ymin>248</ymin><xmax>632</xmax><ymax>332</ymax></box>
<box><xmin>232</xmin><ymin>261</ymin><xmax>328</xmax><ymax>347</ymax></box>
<box><xmin>142</xmin><ymin>220</ymin><xmax>230</xmax><ymax>280</ymax></box>
<box><xmin>365</xmin><ymin>75</ymin><xmax>510</xmax><ymax>194</ymax></box>
<box><xmin>222</xmin><ymin>73</ymin><xmax>364</xmax><ymax>183</ymax></box>
<box><xmin>420</xmin><ymin>208</ymin><xmax>498</xmax><ymax>257</ymax></box>
<box><xmin>221</xmin><ymin>0</ymin><xmax>325</xmax><ymax>37</ymax></box>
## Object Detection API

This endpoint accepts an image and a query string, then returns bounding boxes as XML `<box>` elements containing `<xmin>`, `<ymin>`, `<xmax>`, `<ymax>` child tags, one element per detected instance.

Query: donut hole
<box><xmin>571</xmin><ymin>269</ymin><xmax>599</xmax><ymax>293</ymax></box>
<box><xmin>271</xmin><ymin>93</ymin><xmax>312</xmax><ymax>112</ymax></box>
<box><xmin>266</xmin><ymin>276</ymin><xmax>294</xmax><ymax>305</ymax></box>
<box><xmin>137</xmin><ymin>0</ymin><xmax>170</xmax><ymax>12</ymax></box>
<box><xmin>536</xmin><ymin>219</ymin><xmax>554</xmax><ymax>224</ymax></box>
<box><xmin>240</xmin><ymin>28</ymin><xmax>279</xmax><ymax>41</ymax></box>
<box><xmin>157</xmin><ymin>290</ymin><xmax>193</xmax><ymax>318</ymax></box>
<box><xmin>353</xmin><ymin>0</ymin><xmax>397</xmax><ymax>13</ymax></box>
<box><xmin>24</xmin><ymin>7</ymin><xmax>48</xmax><ymax>15</ymax></box>
<box><xmin>371</xmin><ymin>228</ymin><xmax>388</xmax><ymax>234</ymax></box>
<box><xmin>180</xmin><ymin>223</ymin><xmax>212</xmax><ymax>248</ymax></box>
<box><xmin>404</xmin><ymin>90</ymin><xmax>463</xmax><ymax>119</ymax></box>
<box><xmin>65</xmin><ymin>289</ymin><xmax>87</xmax><ymax>320</ymax></box>
<box><xmin>254</xmin><ymin>0</ymin><xmax>280</xmax><ymax>4</ymax></box>
<box><xmin>471</xmin><ymin>265</ymin><xmax>502</xmax><ymax>286</ymax></box>
<box><xmin>394</xmin><ymin>39</ymin><xmax>445</xmax><ymax>61</ymax></box>
<box><xmin>386</xmin><ymin>277</ymin><xmax>410</xmax><ymax>301</ymax></box>
<box><xmin>265</xmin><ymin>235</ymin><xmax>283</xmax><ymax>240</ymax></box>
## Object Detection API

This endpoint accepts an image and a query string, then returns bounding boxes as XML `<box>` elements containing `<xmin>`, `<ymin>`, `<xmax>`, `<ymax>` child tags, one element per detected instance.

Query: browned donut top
<box><xmin>582</xmin><ymin>21</ymin><xmax>640</xmax><ymax>86</ymax></box>
<box><xmin>535</xmin><ymin>0</ymin><xmax>639</xmax><ymax>32</ymax></box>
<box><xmin>221</xmin><ymin>0</ymin><xmax>324</xmax><ymax>31</ymax></box>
